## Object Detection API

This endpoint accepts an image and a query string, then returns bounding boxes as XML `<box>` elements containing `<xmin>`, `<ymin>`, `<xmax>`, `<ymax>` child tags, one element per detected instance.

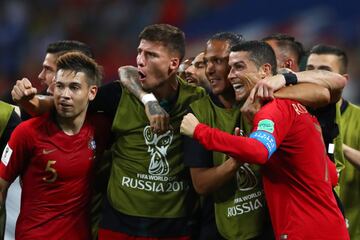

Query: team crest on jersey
<box><xmin>88</xmin><ymin>138</ymin><xmax>96</xmax><ymax>151</ymax></box>
<box><xmin>1</xmin><ymin>144</ymin><xmax>12</xmax><ymax>166</ymax></box>
<box><xmin>236</xmin><ymin>163</ymin><xmax>258</xmax><ymax>191</ymax></box>
<box><xmin>143</xmin><ymin>126</ymin><xmax>173</xmax><ymax>176</ymax></box>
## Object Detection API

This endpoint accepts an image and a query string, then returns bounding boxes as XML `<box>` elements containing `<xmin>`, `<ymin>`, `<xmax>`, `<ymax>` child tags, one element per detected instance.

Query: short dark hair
<box><xmin>56</xmin><ymin>52</ymin><xmax>102</xmax><ymax>86</ymax></box>
<box><xmin>47</xmin><ymin>40</ymin><xmax>94</xmax><ymax>58</ymax></box>
<box><xmin>139</xmin><ymin>24</ymin><xmax>185</xmax><ymax>61</ymax></box>
<box><xmin>231</xmin><ymin>40</ymin><xmax>277</xmax><ymax>75</ymax></box>
<box><xmin>262</xmin><ymin>33</ymin><xmax>304</xmax><ymax>64</ymax></box>
<box><xmin>309</xmin><ymin>44</ymin><xmax>348</xmax><ymax>74</ymax></box>
<box><xmin>209</xmin><ymin>32</ymin><xmax>244</xmax><ymax>50</ymax></box>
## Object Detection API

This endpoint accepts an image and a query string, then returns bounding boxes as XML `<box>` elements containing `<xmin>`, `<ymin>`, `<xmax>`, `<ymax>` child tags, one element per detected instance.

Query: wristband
<box><xmin>283</xmin><ymin>72</ymin><xmax>298</xmax><ymax>86</ymax></box>
<box><xmin>141</xmin><ymin>93</ymin><xmax>157</xmax><ymax>105</ymax></box>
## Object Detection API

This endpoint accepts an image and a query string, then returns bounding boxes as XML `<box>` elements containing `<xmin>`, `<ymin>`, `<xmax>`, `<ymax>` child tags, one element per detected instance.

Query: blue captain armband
<box><xmin>249</xmin><ymin>131</ymin><xmax>277</xmax><ymax>159</ymax></box>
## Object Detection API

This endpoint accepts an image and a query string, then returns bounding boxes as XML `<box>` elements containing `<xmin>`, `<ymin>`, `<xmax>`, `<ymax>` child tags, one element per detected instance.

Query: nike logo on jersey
<box><xmin>42</xmin><ymin>149</ymin><xmax>57</xmax><ymax>155</ymax></box>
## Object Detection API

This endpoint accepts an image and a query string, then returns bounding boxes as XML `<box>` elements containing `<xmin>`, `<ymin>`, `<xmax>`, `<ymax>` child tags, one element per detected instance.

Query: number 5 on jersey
<box><xmin>43</xmin><ymin>160</ymin><xmax>57</xmax><ymax>183</ymax></box>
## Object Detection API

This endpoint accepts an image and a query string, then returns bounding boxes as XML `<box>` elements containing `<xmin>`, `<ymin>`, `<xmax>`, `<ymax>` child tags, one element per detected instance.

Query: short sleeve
<box><xmin>0</xmin><ymin>122</ymin><xmax>31</xmax><ymax>183</ymax></box>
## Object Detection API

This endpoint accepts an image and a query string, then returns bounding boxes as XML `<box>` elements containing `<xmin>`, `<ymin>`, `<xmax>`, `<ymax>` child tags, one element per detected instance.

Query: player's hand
<box><xmin>241</xmin><ymin>94</ymin><xmax>262</xmax><ymax>123</ymax></box>
<box><xmin>226</xmin><ymin>156</ymin><xmax>242</xmax><ymax>171</ymax></box>
<box><xmin>180</xmin><ymin>113</ymin><xmax>200</xmax><ymax>138</ymax></box>
<box><xmin>11</xmin><ymin>78</ymin><xmax>37</xmax><ymax>103</ymax></box>
<box><xmin>234</xmin><ymin>127</ymin><xmax>244</xmax><ymax>137</ymax></box>
<box><xmin>248</xmin><ymin>74</ymin><xmax>286</xmax><ymax>103</ymax></box>
<box><xmin>145</xmin><ymin>101</ymin><xmax>170</xmax><ymax>134</ymax></box>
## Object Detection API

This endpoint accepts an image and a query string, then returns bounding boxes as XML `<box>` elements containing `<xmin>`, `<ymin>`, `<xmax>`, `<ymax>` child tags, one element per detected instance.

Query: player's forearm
<box><xmin>343</xmin><ymin>144</ymin><xmax>360</xmax><ymax>171</ymax></box>
<box><xmin>19</xmin><ymin>95</ymin><xmax>54</xmax><ymax>116</ymax></box>
<box><xmin>295</xmin><ymin>70</ymin><xmax>346</xmax><ymax>103</ymax></box>
<box><xmin>190</xmin><ymin>159</ymin><xmax>239</xmax><ymax>195</ymax></box>
<box><xmin>275</xmin><ymin>83</ymin><xmax>330</xmax><ymax>109</ymax></box>
<box><xmin>193</xmin><ymin>123</ymin><xmax>268</xmax><ymax>164</ymax></box>
<box><xmin>118</xmin><ymin>66</ymin><xmax>147</xmax><ymax>100</ymax></box>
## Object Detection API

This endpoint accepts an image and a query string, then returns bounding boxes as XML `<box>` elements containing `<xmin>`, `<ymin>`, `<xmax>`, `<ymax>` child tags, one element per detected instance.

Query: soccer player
<box><xmin>0</xmin><ymin>52</ymin><xmax>108</xmax><ymax>239</ymax></box>
<box><xmin>180</xmin><ymin>40</ymin><xmax>349</xmax><ymax>240</ymax></box>
<box><xmin>184</xmin><ymin>33</ymin><xmax>345</xmax><ymax>239</ymax></box>
<box><xmin>183</xmin><ymin>32</ymin><xmax>271</xmax><ymax>240</ymax></box>
<box><xmin>93</xmin><ymin>23</ymin><xmax>207</xmax><ymax>240</ymax></box>
<box><xmin>3</xmin><ymin>40</ymin><xmax>93</xmax><ymax>104</ymax></box>
<box><xmin>37</xmin><ymin>40</ymin><xmax>94</xmax><ymax>95</ymax></box>
<box><xmin>11</xmin><ymin>24</ymin><xmax>195</xmax><ymax>239</ymax></box>
<box><xmin>178</xmin><ymin>57</ymin><xmax>194</xmax><ymax>80</ymax></box>
<box><xmin>262</xmin><ymin>33</ymin><xmax>304</xmax><ymax>72</ymax></box>
<box><xmin>2</xmin><ymin>40</ymin><xmax>95</xmax><ymax>240</ymax></box>
<box><xmin>184</xmin><ymin>52</ymin><xmax>211</xmax><ymax>91</ymax></box>
<box><xmin>262</xmin><ymin>35</ymin><xmax>346</xmax><ymax>216</ymax></box>
<box><xmin>306</xmin><ymin>44</ymin><xmax>360</xmax><ymax>239</ymax></box>
<box><xmin>9</xmin><ymin>40</ymin><xmax>93</xmax><ymax>118</ymax></box>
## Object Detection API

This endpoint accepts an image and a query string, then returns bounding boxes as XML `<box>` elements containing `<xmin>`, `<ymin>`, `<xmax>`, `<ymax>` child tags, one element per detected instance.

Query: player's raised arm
<box><xmin>11</xmin><ymin>78</ymin><xmax>54</xmax><ymax>116</ymax></box>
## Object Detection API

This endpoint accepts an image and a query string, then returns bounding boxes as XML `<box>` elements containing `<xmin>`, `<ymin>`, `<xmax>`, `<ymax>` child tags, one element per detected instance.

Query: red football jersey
<box><xmin>0</xmin><ymin>113</ymin><xmax>109</xmax><ymax>239</ymax></box>
<box><xmin>193</xmin><ymin>99</ymin><xmax>349</xmax><ymax>240</ymax></box>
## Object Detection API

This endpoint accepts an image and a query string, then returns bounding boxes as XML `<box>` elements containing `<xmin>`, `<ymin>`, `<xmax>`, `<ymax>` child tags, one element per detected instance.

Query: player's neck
<box><xmin>153</xmin><ymin>74</ymin><xmax>178</xmax><ymax>101</ymax></box>
<box><xmin>56</xmin><ymin>111</ymin><xmax>87</xmax><ymax>136</ymax></box>
<box><xmin>218</xmin><ymin>89</ymin><xmax>236</xmax><ymax>109</ymax></box>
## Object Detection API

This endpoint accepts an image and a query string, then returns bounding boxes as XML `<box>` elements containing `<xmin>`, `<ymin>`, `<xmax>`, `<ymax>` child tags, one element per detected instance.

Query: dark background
<box><xmin>1</xmin><ymin>0</ymin><xmax>359</xmax><ymax>102</ymax></box>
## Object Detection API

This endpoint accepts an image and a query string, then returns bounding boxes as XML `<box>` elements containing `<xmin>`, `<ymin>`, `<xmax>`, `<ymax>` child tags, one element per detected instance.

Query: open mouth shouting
<box><xmin>138</xmin><ymin>70</ymin><xmax>146</xmax><ymax>82</ymax></box>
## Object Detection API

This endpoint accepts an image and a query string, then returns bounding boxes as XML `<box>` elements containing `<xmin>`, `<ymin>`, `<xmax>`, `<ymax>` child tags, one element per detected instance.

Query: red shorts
<box><xmin>98</xmin><ymin>228</ymin><xmax>191</xmax><ymax>240</ymax></box>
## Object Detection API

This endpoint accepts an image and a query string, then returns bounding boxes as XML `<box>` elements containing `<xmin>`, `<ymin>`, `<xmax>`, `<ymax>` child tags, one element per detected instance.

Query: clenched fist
<box><xmin>180</xmin><ymin>113</ymin><xmax>200</xmax><ymax>138</ymax></box>
<box><xmin>11</xmin><ymin>78</ymin><xmax>37</xmax><ymax>103</ymax></box>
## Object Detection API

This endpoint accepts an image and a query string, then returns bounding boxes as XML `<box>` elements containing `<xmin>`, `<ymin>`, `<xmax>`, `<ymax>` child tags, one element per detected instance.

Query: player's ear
<box><xmin>284</xmin><ymin>59</ymin><xmax>294</xmax><ymax>69</ymax></box>
<box><xmin>88</xmin><ymin>86</ymin><xmax>98</xmax><ymax>101</ymax></box>
<box><xmin>259</xmin><ymin>63</ymin><xmax>272</xmax><ymax>79</ymax></box>
<box><xmin>170</xmin><ymin>57</ymin><xmax>180</xmax><ymax>71</ymax></box>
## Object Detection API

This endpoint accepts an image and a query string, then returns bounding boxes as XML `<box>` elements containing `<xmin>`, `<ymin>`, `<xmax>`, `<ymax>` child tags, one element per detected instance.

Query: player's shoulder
<box><xmin>259</xmin><ymin>99</ymin><xmax>308</xmax><ymax>118</ymax></box>
<box><xmin>11</xmin><ymin>114</ymin><xmax>49</xmax><ymax>139</ymax></box>
<box><xmin>261</xmin><ymin>98</ymin><xmax>295</xmax><ymax>110</ymax></box>
<box><xmin>19</xmin><ymin>114</ymin><xmax>48</xmax><ymax>128</ymax></box>
<box><xmin>347</xmin><ymin>101</ymin><xmax>360</xmax><ymax>113</ymax></box>
<box><xmin>189</xmin><ymin>94</ymin><xmax>210</xmax><ymax>108</ymax></box>
<box><xmin>178</xmin><ymin>77</ymin><xmax>206</xmax><ymax>98</ymax></box>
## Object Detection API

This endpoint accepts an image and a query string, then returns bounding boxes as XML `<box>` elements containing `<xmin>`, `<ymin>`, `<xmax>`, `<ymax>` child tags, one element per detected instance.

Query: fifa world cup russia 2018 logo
<box><xmin>143</xmin><ymin>126</ymin><xmax>173</xmax><ymax>176</ymax></box>
<box><xmin>236</xmin><ymin>163</ymin><xmax>258</xmax><ymax>191</ymax></box>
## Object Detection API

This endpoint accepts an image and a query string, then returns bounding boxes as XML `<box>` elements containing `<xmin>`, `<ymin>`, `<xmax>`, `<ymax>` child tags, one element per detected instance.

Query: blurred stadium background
<box><xmin>1</xmin><ymin>0</ymin><xmax>359</xmax><ymax>102</ymax></box>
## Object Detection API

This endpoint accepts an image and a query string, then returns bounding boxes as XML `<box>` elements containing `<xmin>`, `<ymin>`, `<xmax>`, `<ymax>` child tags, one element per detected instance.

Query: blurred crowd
<box><xmin>0</xmin><ymin>0</ymin><xmax>359</xmax><ymax>102</ymax></box>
